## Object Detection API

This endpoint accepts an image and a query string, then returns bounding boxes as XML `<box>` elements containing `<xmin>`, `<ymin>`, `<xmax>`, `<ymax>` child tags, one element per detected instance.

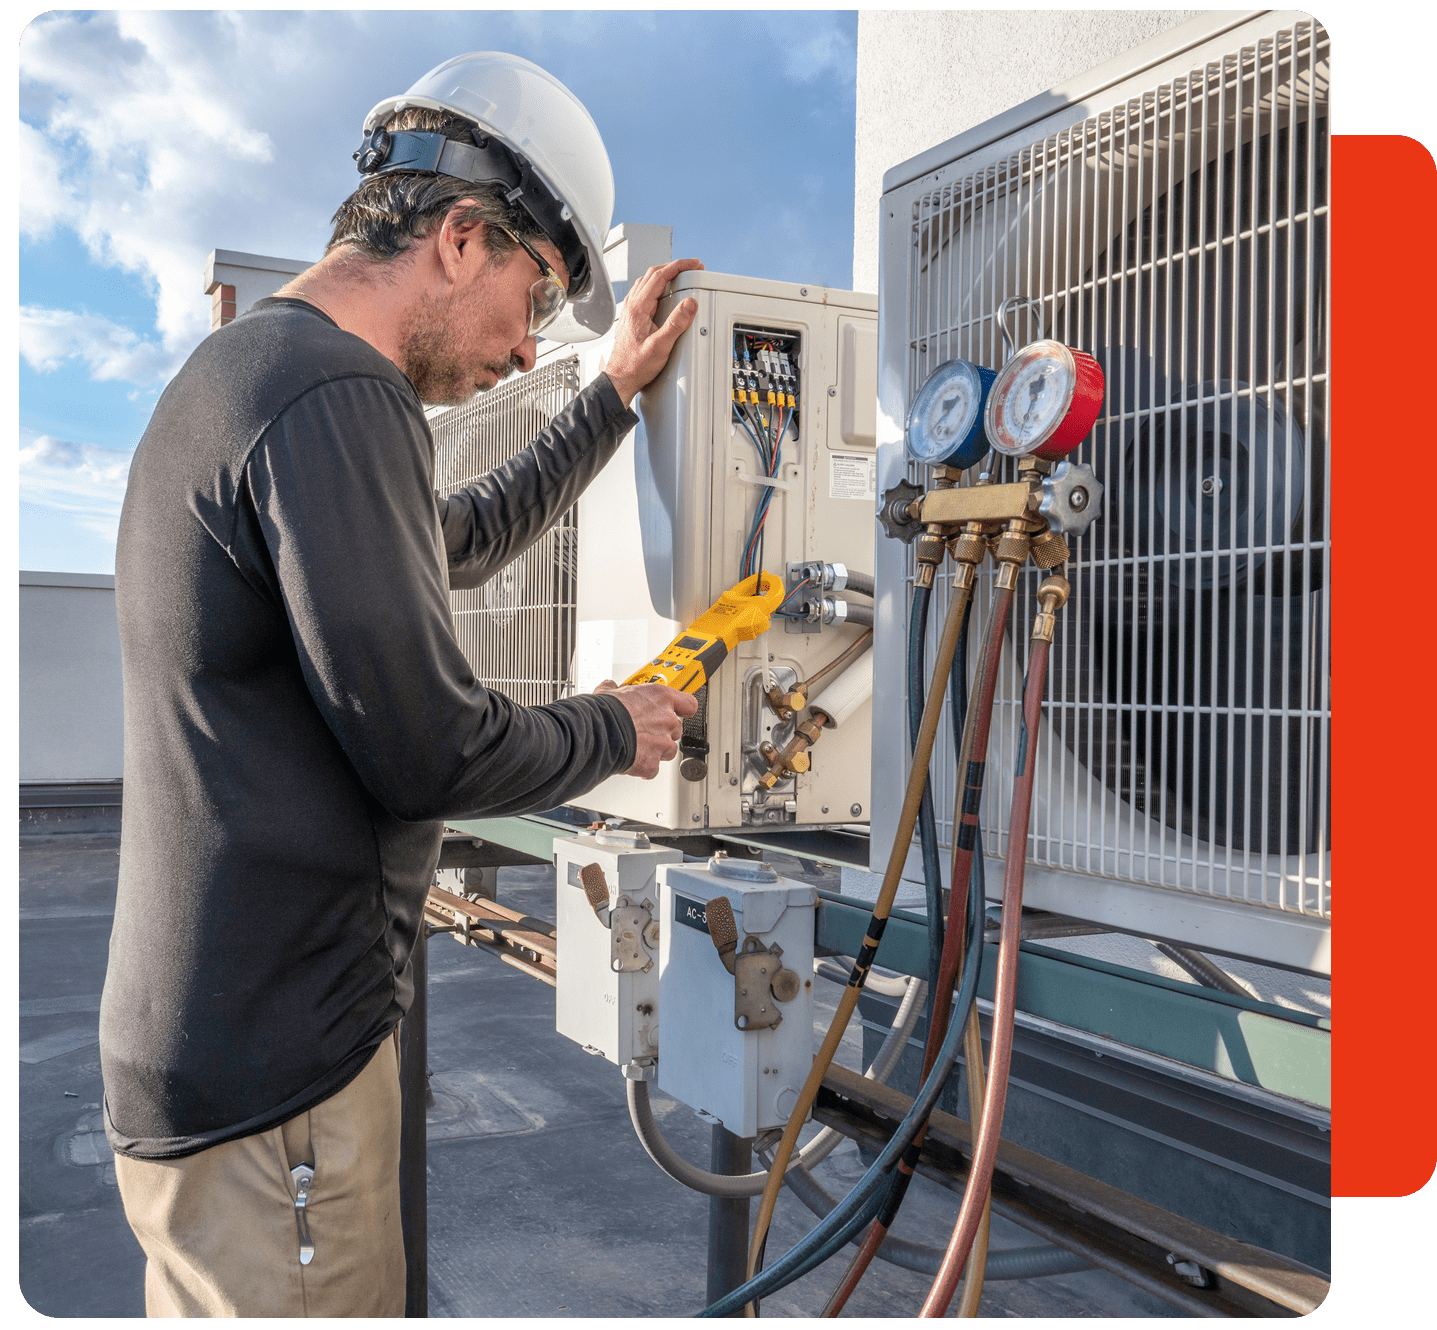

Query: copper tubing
<box><xmin>798</xmin><ymin>628</ymin><xmax>874</xmax><ymax>699</ymax></box>
<box><xmin>955</xmin><ymin>1010</ymin><xmax>992</xmax><ymax>1318</ymax></box>
<box><xmin>742</xmin><ymin>579</ymin><xmax>974</xmax><ymax>1304</ymax></box>
<box><xmin>920</xmin><ymin>636</ymin><xmax>1053</xmax><ymax>1317</ymax></box>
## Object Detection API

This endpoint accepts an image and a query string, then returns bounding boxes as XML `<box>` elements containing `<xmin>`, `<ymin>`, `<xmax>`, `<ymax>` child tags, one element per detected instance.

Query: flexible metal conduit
<box><xmin>842</xmin><ymin>569</ymin><xmax>875</xmax><ymax>599</ymax></box>
<box><xmin>625</xmin><ymin>973</ymin><xmax>928</xmax><ymax>1198</ymax></box>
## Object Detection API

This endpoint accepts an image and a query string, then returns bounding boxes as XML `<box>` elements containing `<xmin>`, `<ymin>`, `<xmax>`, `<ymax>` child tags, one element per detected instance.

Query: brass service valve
<box><xmin>764</xmin><ymin>683</ymin><xmax>807</xmax><ymax>723</ymax></box>
<box><xmin>1031</xmin><ymin>574</ymin><xmax>1071</xmax><ymax>643</ymax></box>
<box><xmin>758</xmin><ymin>714</ymin><xmax>827</xmax><ymax>789</ymax></box>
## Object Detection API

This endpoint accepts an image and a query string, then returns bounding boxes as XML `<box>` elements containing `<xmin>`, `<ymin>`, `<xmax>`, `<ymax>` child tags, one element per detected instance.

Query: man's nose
<box><xmin>511</xmin><ymin>336</ymin><xmax>538</xmax><ymax>374</ymax></box>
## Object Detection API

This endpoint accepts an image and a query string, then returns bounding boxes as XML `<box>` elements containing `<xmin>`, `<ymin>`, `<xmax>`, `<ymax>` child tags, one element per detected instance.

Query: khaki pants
<box><xmin>114</xmin><ymin>1033</ymin><xmax>406</xmax><ymax>1317</ymax></box>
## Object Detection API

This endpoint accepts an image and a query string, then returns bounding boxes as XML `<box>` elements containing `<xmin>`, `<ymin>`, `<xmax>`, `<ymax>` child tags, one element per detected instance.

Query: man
<box><xmin>101</xmin><ymin>52</ymin><xmax>699</xmax><ymax>1316</ymax></box>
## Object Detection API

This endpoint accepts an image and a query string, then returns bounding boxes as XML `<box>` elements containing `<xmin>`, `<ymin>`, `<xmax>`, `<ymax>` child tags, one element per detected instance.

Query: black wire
<box><xmin>906</xmin><ymin>585</ymin><xmax>944</xmax><ymax>1020</ymax></box>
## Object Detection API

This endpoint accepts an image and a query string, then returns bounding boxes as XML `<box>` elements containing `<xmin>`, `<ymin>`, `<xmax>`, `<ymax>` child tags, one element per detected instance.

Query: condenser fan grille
<box><xmin>432</xmin><ymin>356</ymin><xmax>582</xmax><ymax>707</ymax></box>
<box><xmin>901</xmin><ymin>20</ymin><xmax>1329</xmax><ymax>916</ymax></box>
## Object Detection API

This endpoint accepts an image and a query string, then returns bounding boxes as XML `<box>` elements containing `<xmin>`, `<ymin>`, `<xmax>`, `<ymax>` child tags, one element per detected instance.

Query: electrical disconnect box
<box><xmin>554</xmin><ymin>827</ymin><xmax>682</xmax><ymax>1070</ymax></box>
<box><xmin>573</xmin><ymin>271</ymin><xmax>879</xmax><ymax>832</ymax></box>
<box><xmin>657</xmin><ymin>856</ymin><xmax>817</xmax><ymax>1139</ymax></box>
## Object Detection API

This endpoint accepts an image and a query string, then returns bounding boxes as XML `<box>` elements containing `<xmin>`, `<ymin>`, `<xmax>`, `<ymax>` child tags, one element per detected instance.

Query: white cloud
<box><xmin>19</xmin><ymin>11</ymin><xmax>858</xmax><ymax>392</ymax></box>
<box><xmin>19</xmin><ymin>307</ymin><xmax>176</xmax><ymax>383</ymax></box>
<box><xmin>18</xmin><ymin>432</ymin><xmax>135</xmax><ymax>547</ymax></box>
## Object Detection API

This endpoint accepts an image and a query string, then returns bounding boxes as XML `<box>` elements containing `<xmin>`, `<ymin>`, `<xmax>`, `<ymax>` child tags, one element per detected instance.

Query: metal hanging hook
<box><xmin>997</xmin><ymin>296</ymin><xmax>1045</xmax><ymax>360</ymax></box>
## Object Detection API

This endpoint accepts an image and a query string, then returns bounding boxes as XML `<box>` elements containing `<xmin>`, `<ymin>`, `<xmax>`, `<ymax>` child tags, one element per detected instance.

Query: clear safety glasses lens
<box><xmin>493</xmin><ymin>224</ymin><xmax>568</xmax><ymax>338</ymax></box>
<box><xmin>527</xmin><ymin>272</ymin><xmax>566</xmax><ymax>337</ymax></box>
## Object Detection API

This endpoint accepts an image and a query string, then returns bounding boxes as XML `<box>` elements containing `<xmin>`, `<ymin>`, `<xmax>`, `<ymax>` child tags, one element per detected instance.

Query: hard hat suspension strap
<box><xmin>353</xmin><ymin>127</ymin><xmax>590</xmax><ymax>297</ymax></box>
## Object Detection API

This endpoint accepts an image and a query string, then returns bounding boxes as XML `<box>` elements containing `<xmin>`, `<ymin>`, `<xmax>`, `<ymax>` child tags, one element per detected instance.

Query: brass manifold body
<box><xmin>758</xmin><ymin>456</ymin><xmax>1101</xmax><ymax>789</ymax></box>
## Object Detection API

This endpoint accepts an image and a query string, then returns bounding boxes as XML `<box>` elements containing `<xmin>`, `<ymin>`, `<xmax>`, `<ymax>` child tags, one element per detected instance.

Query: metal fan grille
<box><xmin>902</xmin><ymin>20</ymin><xmax>1329</xmax><ymax>917</ymax></box>
<box><xmin>432</xmin><ymin>357</ymin><xmax>581</xmax><ymax>707</ymax></box>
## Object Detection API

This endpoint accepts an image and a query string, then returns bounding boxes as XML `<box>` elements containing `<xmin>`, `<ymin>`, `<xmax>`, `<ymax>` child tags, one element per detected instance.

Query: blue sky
<box><xmin>18</xmin><ymin>10</ymin><xmax>859</xmax><ymax>573</ymax></box>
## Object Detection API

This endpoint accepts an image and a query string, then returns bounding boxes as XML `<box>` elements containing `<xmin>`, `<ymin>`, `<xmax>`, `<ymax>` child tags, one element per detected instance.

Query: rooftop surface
<box><xmin>19</xmin><ymin>831</ymin><xmax>1176</xmax><ymax>1317</ymax></box>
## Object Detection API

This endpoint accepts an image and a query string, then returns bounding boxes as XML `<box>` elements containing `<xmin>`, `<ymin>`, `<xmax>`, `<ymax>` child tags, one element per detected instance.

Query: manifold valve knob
<box><xmin>1039</xmin><ymin>461</ymin><xmax>1104</xmax><ymax>539</ymax></box>
<box><xmin>878</xmin><ymin>479</ymin><xmax>925</xmax><ymax>544</ymax></box>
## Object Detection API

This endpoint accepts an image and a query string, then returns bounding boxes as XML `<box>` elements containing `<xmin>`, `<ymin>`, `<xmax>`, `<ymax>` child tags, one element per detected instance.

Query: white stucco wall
<box><xmin>853</xmin><ymin>8</ymin><xmax>1203</xmax><ymax>292</ymax></box>
<box><xmin>19</xmin><ymin>573</ymin><xmax>124</xmax><ymax>782</ymax></box>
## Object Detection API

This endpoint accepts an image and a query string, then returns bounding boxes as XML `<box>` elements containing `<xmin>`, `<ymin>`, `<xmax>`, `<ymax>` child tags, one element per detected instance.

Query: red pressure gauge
<box><xmin>984</xmin><ymin>339</ymin><xmax>1105</xmax><ymax>460</ymax></box>
<box><xmin>985</xmin><ymin>297</ymin><xmax>1106</xmax><ymax>460</ymax></box>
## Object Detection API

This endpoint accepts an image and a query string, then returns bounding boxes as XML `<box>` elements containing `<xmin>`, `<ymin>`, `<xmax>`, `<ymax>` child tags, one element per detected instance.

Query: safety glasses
<box><xmin>491</xmin><ymin>224</ymin><xmax>567</xmax><ymax>337</ymax></box>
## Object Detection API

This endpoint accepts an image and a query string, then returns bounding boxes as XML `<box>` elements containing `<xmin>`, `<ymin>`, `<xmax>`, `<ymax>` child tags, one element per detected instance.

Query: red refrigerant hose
<box><xmin>920</xmin><ymin>577</ymin><xmax>1066</xmax><ymax>1318</ymax></box>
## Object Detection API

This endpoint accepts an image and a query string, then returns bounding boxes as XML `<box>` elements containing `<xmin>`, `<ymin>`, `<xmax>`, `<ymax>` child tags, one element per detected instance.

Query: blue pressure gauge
<box><xmin>905</xmin><ymin>359</ymin><xmax>997</xmax><ymax>471</ymax></box>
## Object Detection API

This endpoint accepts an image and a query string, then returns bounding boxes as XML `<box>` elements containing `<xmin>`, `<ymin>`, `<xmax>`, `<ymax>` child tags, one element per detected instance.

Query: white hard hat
<box><xmin>359</xmin><ymin>52</ymin><xmax>615</xmax><ymax>342</ymax></box>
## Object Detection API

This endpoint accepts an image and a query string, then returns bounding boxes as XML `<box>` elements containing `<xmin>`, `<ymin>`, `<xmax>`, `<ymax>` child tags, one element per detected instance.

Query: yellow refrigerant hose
<box><xmin>741</xmin><ymin>577</ymin><xmax>974</xmax><ymax>1303</ymax></box>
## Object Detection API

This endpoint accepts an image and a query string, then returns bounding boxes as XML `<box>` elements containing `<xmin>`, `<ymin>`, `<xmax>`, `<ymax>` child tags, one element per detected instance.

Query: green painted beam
<box><xmin>444</xmin><ymin>814</ymin><xmax>571</xmax><ymax>864</ymax></box>
<box><xmin>814</xmin><ymin>891</ymin><xmax>1329</xmax><ymax>1110</ymax></box>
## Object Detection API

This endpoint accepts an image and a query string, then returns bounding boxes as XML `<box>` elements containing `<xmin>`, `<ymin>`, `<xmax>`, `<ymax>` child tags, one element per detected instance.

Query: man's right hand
<box><xmin>593</xmin><ymin>679</ymin><xmax>700</xmax><ymax>779</ymax></box>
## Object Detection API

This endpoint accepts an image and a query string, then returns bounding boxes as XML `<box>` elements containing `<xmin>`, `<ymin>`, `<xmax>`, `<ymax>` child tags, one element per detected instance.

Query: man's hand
<box><xmin>593</xmin><ymin>678</ymin><xmax>700</xmax><ymax>779</ymax></box>
<box><xmin>604</xmin><ymin>257</ymin><xmax>705</xmax><ymax>407</ymax></box>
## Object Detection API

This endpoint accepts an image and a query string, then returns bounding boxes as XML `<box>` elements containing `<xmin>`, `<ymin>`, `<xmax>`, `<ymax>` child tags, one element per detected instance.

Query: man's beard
<box><xmin>398</xmin><ymin>288</ymin><xmax>518</xmax><ymax>406</ymax></box>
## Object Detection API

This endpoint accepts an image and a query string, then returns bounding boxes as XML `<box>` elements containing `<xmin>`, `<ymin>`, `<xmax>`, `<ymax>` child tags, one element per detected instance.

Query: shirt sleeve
<box><xmin>239</xmin><ymin>372</ymin><xmax>637</xmax><ymax>823</ymax></box>
<box><xmin>438</xmin><ymin>372</ymin><xmax>638</xmax><ymax>590</ymax></box>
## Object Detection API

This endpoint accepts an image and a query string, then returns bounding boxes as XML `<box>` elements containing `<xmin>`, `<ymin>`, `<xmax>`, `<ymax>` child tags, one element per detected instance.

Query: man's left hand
<box><xmin>604</xmin><ymin>257</ymin><xmax>705</xmax><ymax>406</ymax></box>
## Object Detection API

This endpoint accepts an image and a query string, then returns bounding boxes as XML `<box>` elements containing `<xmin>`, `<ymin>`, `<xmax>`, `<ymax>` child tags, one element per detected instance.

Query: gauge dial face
<box><xmin>906</xmin><ymin>359</ymin><xmax>983</xmax><ymax>465</ymax></box>
<box><xmin>986</xmin><ymin>342</ymin><xmax>1077</xmax><ymax>456</ymax></box>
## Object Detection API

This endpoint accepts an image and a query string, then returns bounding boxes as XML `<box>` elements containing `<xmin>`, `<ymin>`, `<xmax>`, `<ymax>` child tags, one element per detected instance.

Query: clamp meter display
<box><xmin>623</xmin><ymin>572</ymin><xmax>788</xmax><ymax>695</ymax></box>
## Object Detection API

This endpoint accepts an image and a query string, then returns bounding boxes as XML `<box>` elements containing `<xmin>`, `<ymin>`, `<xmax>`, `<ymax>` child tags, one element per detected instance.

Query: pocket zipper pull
<box><xmin>290</xmin><ymin>1163</ymin><xmax>315</xmax><ymax>1266</ymax></box>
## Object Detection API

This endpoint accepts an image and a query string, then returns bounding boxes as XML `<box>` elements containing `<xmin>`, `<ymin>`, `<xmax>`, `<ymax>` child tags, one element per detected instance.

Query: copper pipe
<box><xmin>798</xmin><ymin>627</ymin><xmax>874</xmax><ymax>698</ymax></box>
<box><xmin>920</xmin><ymin>636</ymin><xmax>1052</xmax><ymax>1317</ymax></box>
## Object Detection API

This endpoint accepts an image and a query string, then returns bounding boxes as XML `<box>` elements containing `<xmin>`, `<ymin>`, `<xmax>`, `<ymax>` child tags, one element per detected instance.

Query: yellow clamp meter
<box><xmin>623</xmin><ymin>571</ymin><xmax>788</xmax><ymax>694</ymax></box>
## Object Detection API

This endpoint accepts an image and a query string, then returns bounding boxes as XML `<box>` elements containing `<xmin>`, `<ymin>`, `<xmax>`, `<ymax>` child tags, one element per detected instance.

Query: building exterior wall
<box><xmin>19</xmin><ymin>573</ymin><xmax>124</xmax><ymax>783</ymax></box>
<box><xmin>853</xmin><ymin>8</ymin><xmax>1202</xmax><ymax>292</ymax></box>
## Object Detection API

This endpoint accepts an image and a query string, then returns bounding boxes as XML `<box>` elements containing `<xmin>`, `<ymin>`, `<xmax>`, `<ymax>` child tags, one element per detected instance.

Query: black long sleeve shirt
<box><xmin>101</xmin><ymin>298</ymin><xmax>638</xmax><ymax>1159</ymax></box>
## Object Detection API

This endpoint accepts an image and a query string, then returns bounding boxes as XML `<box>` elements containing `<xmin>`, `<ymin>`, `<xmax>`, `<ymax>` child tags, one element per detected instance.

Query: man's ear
<box><xmin>437</xmin><ymin>201</ymin><xmax>488</xmax><ymax>283</ymax></box>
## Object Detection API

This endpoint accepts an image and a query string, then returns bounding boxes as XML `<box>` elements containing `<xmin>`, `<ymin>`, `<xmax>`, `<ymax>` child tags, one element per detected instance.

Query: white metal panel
<box><xmin>873</xmin><ymin>16</ymin><xmax>1329</xmax><ymax>970</ymax></box>
<box><xmin>553</xmin><ymin>834</ymin><xmax>681</xmax><ymax>1068</ymax></box>
<box><xmin>657</xmin><ymin>862</ymin><xmax>816</xmax><ymax>1138</ymax></box>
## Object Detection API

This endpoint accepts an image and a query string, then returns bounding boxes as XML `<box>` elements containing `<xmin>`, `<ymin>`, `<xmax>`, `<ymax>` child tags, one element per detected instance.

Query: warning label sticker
<box><xmin>829</xmin><ymin>452</ymin><xmax>876</xmax><ymax>501</ymax></box>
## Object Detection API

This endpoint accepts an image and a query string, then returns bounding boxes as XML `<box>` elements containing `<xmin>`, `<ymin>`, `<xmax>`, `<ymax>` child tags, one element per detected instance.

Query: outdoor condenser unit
<box><xmin>433</xmin><ymin>356</ymin><xmax>583</xmax><ymax>706</ymax></box>
<box><xmin>872</xmin><ymin>13</ymin><xmax>1329</xmax><ymax>972</ymax></box>
<box><xmin>575</xmin><ymin>271</ymin><xmax>880</xmax><ymax>833</ymax></box>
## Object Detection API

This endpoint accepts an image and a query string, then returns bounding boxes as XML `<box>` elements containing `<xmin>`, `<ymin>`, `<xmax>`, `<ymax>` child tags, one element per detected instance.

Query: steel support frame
<box><xmin>814</xmin><ymin>1064</ymin><xmax>1329</xmax><ymax>1317</ymax></box>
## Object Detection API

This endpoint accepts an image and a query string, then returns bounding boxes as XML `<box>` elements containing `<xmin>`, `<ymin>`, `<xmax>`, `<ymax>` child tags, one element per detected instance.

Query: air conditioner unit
<box><xmin>575</xmin><ymin>271</ymin><xmax>879</xmax><ymax>832</ymax></box>
<box><xmin>871</xmin><ymin>13</ymin><xmax>1329</xmax><ymax>972</ymax></box>
<box><xmin>433</xmin><ymin>357</ymin><xmax>583</xmax><ymax>706</ymax></box>
<box><xmin>433</xmin><ymin>249</ymin><xmax>881</xmax><ymax>835</ymax></box>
